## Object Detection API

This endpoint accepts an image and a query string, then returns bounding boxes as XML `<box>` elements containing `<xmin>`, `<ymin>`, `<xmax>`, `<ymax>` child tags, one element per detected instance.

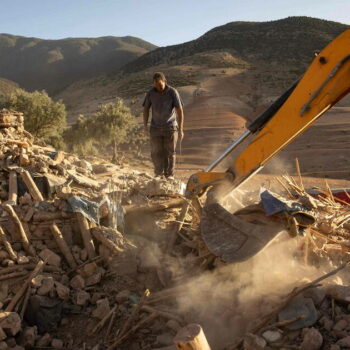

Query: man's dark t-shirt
<box><xmin>143</xmin><ymin>85</ymin><xmax>182</xmax><ymax>129</ymax></box>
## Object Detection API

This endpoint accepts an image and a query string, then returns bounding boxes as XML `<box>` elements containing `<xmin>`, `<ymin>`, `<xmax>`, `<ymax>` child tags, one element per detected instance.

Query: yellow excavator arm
<box><xmin>186</xmin><ymin>29</ymin><xmax>350</xmax><ymax>199</ymax></box>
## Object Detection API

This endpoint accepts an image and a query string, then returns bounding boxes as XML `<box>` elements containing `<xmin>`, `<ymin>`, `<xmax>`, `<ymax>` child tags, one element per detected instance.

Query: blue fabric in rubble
<box><xmin>260</xmin><ymin>190</ymin><xmax>306</xmax><ymax>216</ymax></box>
<box><xmin>67</xmin><ymin>195</ymin><xmax>100</xmax><ymax>224</ymax></box>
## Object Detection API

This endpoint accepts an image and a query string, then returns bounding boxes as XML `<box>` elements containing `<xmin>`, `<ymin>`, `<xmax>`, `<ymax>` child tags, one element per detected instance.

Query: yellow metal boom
<box><xmin>186</xmin><ymin>29</ymin><xmax>350</xmax><ymax>198</ymax></box>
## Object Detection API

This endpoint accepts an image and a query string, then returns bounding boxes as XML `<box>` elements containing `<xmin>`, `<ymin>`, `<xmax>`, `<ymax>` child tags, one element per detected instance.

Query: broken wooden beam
<box><xmin>141</xmin><ymin>305</ymin><xmax>183</xmax><ymax>324</ymax></box>
<box><xmin>3</xmin><ymin>204</ymin><xmax>35</xmax><ymax>256</ymax></box>
<box><xmin>118</xmin><ymin>290</ymin><xmax>150</xmax><ymax>339</ymax></box>
<box><xmin>24</xmin><ymin>207</ymin><xmax>35</xmax><ymax>222</ymax></box>
<box><xmin>0</xmin><ymin>263</ymin><xmax>60</xmax><ymax>276</ymax></box>
<box><xmin>174</xmin><ymin>324</ymin><xmax>211</xmax><ymax>350</ymax></box>
<box><xmin>8</xmin><ymin>171</ymin><xmax>18</xmax><ymax>205</ymax></box>
<box><xmin>50</xmin><ymin>223</ymin><xmax>77</xmax><ymax>269</ymax></box>
<box><xmin>33</xmin><ymin>211</ymin><xmax>73</xmax><ymax>222</ymax></box>
<box><xmin>108</xmin><ymin>312</ymin><xmax>158</xmax><ymax>350</ymax></box>
<box><xmin>76</xmin><ymin>213</ymin><xmax>96</xmax><ymax>260</ymax></box>
<box><xmin>91</xmin><ymin>227</ymin><xmax>123</xmax><ymax>255</ymax></box>
<box><xmin>19</xmin><ymin>285</ymin><xmax>31</xmax><ymax>320</ymax></box>
<box><xmin>5</xmin><ymin>260</ymin><xmax>45</xmax><ymax>312</ymax></box>
<box><xmin>104</xmin><ymin>307</ymin><xmax>118</xmax><ymax>342</ymax></box>
<box><xmin>167</xmin><ymin>201</ymin><xmax>190</xmax><ymax>253</ymax></box>
<box><xmin>19</xmin><ymin>169</ymin><xmax>44</xmax><ymax>202</ymax></box>
<box><xmin>0</xmin><ymin>225</ymin><xmax>17</xmax><ymax>261</ymax></box>
<box><xmin>0</xmin><ymin>271</ymin><xmax>28</xmax><ymax>281</ymax></box>
<box><xmin>124</xmin><ymin>198</ymin><xmax>185</xmax><ymax>214</ymax></box>
<box><xmin>92</xmin><ymin>305</ymin><xmax>118</xmax><ymax>335</ymax></box>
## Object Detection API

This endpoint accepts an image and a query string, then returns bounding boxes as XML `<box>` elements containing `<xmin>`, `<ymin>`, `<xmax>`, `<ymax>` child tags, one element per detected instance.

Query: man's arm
<box><xmin>143</xmin><ymin>107</ymin><xmax>150</xmax><ymax>130</ymax></box>
<box><xmin>175</xmin><ymin>106</ymin><xmax>184</xmax><ymax>141</ymax></box>
<box><xmin>142</xmin><ymin>91</ymin><xmax>151</xmax><ymax>131</ymax></box>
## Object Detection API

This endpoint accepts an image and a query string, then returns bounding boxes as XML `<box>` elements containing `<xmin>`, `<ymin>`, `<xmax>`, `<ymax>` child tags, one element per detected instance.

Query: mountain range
<box><xmin>122</xmin><ymin>16</ymin><xmax>349</xmax><ymax>73</ymax></box>
<box><xmin>0</xmin><ymin>34</ymin><xmax>156</xmax><ymax>93</ymax></box>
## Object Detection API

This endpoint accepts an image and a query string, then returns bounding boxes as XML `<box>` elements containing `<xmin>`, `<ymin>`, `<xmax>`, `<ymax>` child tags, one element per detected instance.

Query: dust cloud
<box><xmin>263</xmin><ymin>155</ymin><xmax>296</xmax><ymax>176</ymax></box>
<box><xmin>174</xmin><ymin>235</ymin><xmax>324</xmax><ymax>349</ymax></box>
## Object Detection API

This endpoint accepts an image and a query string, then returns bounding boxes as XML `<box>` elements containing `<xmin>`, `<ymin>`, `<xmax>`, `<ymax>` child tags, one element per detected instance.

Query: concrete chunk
<box><xmin>21</xmin><ymin>327</ymin><xmax>37</xmax><ymax>348</ymax></box>
<box><xmin>0</xmin><ymin>312</ymin><xmax>21</xmax><ymax>336</ymax></box>
<box><xmin>70</xmin><ymin>275</ymin><xmax>85</xmax><ymax>290</ymax></box>
<box><xmin>85</xmin><ymin>273</ymin><xmax>101</xmax><ymax>286</ymax></box>
<box><xmin>55</xmin><ymin>282</ymin><xmax>70</xmax><ymax>301</ymax></box>
<box><xmin>37</xmin><ymin>277</ymin><xmax>54</xmax><ymax>296</ymax></box>
<box><xmin>75</xmin><ymin>291</ymin><xmax>90</xmax><ymax>306</ymax></box>
<box><xmin>36</xmin><ymin>333</ymin><xmax>52</xmax><ymax>347</ymax></box>
<box><xmin>92</xmin><ymin>298</ymin><xmax>110</xmax><ymax>320</ymax></box>
<box><xmin>243</xmin><ymin>333</ymin><xmax>266</xmax><ymax>350</ymax></box>
<box><xmin>300</xmin><ymin>327</ymin><xmax>323</xmax><ymax>350</ymax></box>
<box><xmin>39</xmin><ymin>248</ymin><xmax>61</xmax><ymax>267</ymax></box>
<box><xmin>262</xmin><ymin>330</ymin><xmax>282</xmax><ymax>343</ymax></box>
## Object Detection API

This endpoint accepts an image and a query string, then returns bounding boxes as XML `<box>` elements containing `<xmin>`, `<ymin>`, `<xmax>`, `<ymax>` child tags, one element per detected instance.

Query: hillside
<box><xmin>57</xmin><ymin>17</ymin><xmax>350</xmax><ymax>120</ymax></box>
<box><xmin>0</xmin><ymin>77</ymin><xmax>19</xmax><ymax>96</ymax></box>
<box><xmin>122</xmin><ymin>16</ymin><xmax>349</xmax><ymax>73</ymax></box>
<box><xmin>0</xmin><ymin>34</ymin><xmax>157</xmax><ymax>93</ymax></box>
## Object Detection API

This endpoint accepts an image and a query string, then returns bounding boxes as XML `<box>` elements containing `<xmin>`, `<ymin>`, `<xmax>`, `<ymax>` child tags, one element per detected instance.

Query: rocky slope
<box><xmin>0</xmin><ymin>34</ymin><xmax>157</xmax><ymax>93</ymax></box>
<box><xmin>122</xmin><ymin>16</ymin><xmax>349</xmax><ymax>74</ymax></box>
<box><xmin>0</xmin><ymin>78</ymin><xmax>19</xmax><ymax>96</ymax></box>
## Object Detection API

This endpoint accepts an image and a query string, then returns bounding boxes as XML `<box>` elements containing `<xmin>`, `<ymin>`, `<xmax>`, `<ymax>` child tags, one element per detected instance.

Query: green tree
<box><xmin>92</xmin><ymin>99</ymin><xmax>136</xmax><ymax>162</ymax></box>
<box><xmin>0</xmin><ymin>89</ymin><xmax>66</xmax><ymax>145</ymax></box>
<box><xmin>64</xmin><ymin>99</ymin><xmax>145</xmax><ymax>162</ymax></box>
<box><xmin>64</xmin><ymin>114</ymin><xmax>97</xmax><ymax>156</ymax></box>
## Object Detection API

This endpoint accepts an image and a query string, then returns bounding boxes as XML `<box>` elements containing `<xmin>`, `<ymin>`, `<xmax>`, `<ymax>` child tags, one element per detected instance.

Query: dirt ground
<box><xmin>135</xmin><ymin>71</ymin><xmax>350</xmax><ymax>187</ymax></box>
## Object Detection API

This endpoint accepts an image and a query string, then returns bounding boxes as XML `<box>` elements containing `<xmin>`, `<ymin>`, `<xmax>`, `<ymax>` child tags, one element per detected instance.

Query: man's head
<box><xmin>153</xmin><ymin>72</ymin><xmax>167</xmax><ymax>92</ymax></box>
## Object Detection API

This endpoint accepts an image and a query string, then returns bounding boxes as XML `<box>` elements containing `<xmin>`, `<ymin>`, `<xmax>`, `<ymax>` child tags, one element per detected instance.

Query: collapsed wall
<box><xmin>1</xmin><ymin>109</ymin><xmax>350</xmax><ymax>350</ymax></box>
<box><xmin>0</xmin><ymin>109</ymin><xmax>193</xmax><ymax>350</ymax></box>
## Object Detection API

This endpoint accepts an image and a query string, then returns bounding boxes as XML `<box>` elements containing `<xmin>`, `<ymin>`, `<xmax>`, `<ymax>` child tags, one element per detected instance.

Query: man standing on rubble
<box><xmin>143</xmin><ymin>72</ymin><xmax>184</xmax><ymax>179</ymax></box>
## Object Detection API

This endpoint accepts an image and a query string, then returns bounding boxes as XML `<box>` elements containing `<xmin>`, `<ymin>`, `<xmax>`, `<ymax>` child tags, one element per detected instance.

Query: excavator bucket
<box><xmin>201</xmin><ymin>203</ymin><xmax>284</xmax><ymax>263</ymax></box>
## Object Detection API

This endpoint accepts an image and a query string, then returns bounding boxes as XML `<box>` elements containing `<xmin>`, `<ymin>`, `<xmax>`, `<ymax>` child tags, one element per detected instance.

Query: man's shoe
<box><xmin>166</xmin><ymin>175</ymin><xmax>175</xmax><ymax>180</ymax></box>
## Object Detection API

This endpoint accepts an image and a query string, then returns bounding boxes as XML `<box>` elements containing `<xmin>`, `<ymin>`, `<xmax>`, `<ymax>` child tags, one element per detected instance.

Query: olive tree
<box><xmin>1</xmin><ymin>89</ymin><xmax>66</xmax><ymax>145</ymax></box>
<box><xmin>92</xmin><ymin>99</ymin><xmax>136</xmax><ymax>162</ymax></box>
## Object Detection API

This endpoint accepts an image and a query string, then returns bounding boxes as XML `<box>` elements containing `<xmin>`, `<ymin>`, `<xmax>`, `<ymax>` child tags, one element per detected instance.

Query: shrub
<box><xmin>0</xmin><ymin>89</ymin><xmax>66</xmax><ymax>146</ymax></box>
<box><xmin>65</xmin><ymin>99</ymin><xmax>145</xmax><ymax>162</ymax></box>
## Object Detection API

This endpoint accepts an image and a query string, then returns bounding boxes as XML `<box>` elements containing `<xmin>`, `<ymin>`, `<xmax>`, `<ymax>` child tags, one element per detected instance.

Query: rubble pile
<box><xmin>230</xmin><ymin>174</ymin><xmax>350</xmax><ymax>350</ymax></box>
<box><xmin>2</xmin><ymin>108</ymin><xmax>350</xmax><ymax>350</ymax></box>
<box><xmin>0</xmin><ymin>109</ymin><xmax>202</xmax><ymax>350</ymax></box>
<box><xmin>273</xmin><ymin>174</ymin><xmax>350</xmax><ymax>266</ymax></box>
<box><xmin>233</xmin><ymin>263</ymin><xmax>350</xmax><ymax>350</ymax></box>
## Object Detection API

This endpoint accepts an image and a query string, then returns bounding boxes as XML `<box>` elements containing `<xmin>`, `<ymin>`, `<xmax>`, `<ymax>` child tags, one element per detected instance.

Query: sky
<box><xmin>0</xmin><ymin>0</ymin><xmax>349</xmax><ymax>47</ymax></box>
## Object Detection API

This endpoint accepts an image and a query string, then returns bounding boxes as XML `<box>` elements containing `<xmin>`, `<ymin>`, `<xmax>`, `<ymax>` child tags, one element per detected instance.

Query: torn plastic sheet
<box><xmin>67</xmin><ymin>195</ymin><xmax>125</xmax><ymax>230</ymax></box>
<box><xmin>260</xmin><ymin>189</ymin><xmax>306</xmax><ymax>216</ymax></box>
<box><xmin>67</xmin><ymin>195</ymin><xmax>100</xmax><ymax>224</ymax></box>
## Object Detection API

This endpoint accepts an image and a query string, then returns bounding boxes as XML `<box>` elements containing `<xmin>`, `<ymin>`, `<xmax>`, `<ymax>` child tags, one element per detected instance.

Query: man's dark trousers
<box><xmin>150</xmin><ymin>126</ymin><xmax>178</xmax><ymax>177</ymax></box>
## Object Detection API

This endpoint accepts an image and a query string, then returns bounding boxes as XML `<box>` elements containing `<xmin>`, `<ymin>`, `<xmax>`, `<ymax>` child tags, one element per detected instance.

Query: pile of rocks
<box><xmin>227</xmin><ymin>174</ymin><xmax>350</xmax><ymax>350</ymax></box>
<box><xmin>3</xmin><ymin>108</ymin><xmax>350</xmax><ymax>350</ymax></box>
<box><xmin>0</xmin><ymin>110</ymin><xmax>195</xmax><ymax>350</ymax></box>
<box><xmin>236</xmin><ymin>277</ymin><xmax>350</xmax><ymax>350</ymax></box>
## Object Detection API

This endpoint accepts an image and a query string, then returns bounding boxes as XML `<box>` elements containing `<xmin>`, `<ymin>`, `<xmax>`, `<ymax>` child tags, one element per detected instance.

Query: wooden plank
<box><xmin>8</xmin><ymin>171</ymin><xmax>18</xmax><ymax>205</ymax></box>
<box><xmin>20</xmin><ymin>170</ymin><xmax>44</xmax><ymax>202</ymax></box>
<box><xmin>50</xmin><ymin>223</ymin><xmax>77</xmax><ymax>269</ymax></box>
<box><xmin>3</xmin><ymin>204</ymin><xmax>35</xmax><ymax>256</ymax></box>
<box><xmin>174</xmin><ymin>324</ymin><xmax>211</xmax><ymax>350</ymax></box>
<box><xmin>76</xmin><ymin>213</ymin><xmax>96</xmax><ymax>259</ymax></box>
